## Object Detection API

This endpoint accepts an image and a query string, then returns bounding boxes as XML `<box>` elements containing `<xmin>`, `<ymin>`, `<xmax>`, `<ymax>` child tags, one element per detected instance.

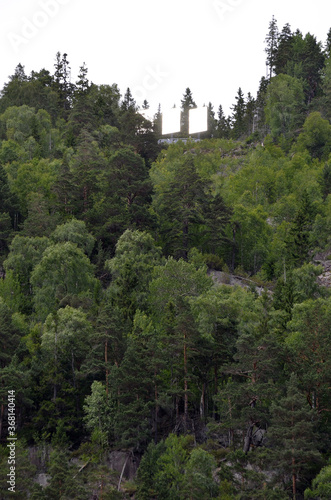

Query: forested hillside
<box><xmin>1</xmin><ymin>19</ymin><xmax>331</xmax><ymax>499</ymax></box>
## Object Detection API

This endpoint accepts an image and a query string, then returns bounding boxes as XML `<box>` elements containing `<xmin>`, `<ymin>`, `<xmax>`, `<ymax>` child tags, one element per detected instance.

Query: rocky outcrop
<box><xmin>314</xmin><ymin>248</ymin><xmax>331</xmax><ymax>288</ymax></box>
<box><xmin>107</xmin><ymin>450</ymin><xmax>140</xmax><ymax>481</ymax></box>
<box><xmin>208</xmin><ymin>270</ymin><xmax>268</xmax><ymax>295</ymax></box>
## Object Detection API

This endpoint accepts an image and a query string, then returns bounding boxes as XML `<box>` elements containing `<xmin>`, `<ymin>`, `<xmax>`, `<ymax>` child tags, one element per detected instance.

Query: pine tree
<box><xmin>222</xmin><ymin>331</ymin><xmax>284</xmax><ymax>453</ymax></box>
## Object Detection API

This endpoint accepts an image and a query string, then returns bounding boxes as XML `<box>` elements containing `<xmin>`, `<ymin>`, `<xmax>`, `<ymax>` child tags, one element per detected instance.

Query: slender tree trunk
<box><xmin>213</xmin><ymin>365</ymin><xmax>219</xmax><ymax>420</ymax></box>
<box><xmin>292</xmin><ymin>404</ymin><xmax>296</xmax><ymax>500</ymax></box>
<box><xmin>53</xmin><ymin>326</ymin><xmax>58</xmax><ymax>403</ymax></box>
<box><xmin>154</xmin><ymin>369</ymin><xmax>158</xmax><ymax>443</ymax></box>
<box><xmin>0</xmin><ymin>403</ymin><xmax>4</xmax><ymax>441</ymax></box>
<box><xmin>100</xmin><ymin>474</ymin><xmax>103</xmax><ymax>500</ymax></box>
<box><xmin>228</xmin><ymin>398</ymin><xmax>233</xmax><ymax>448</ymax></box>
<box><xmin>240</xmin><ymin>227</ymin><xmax>243</xmax><ymax>267</ymax></box>
<box><xmin>83</xmin><ymin>185</ymin><xmax>88</xmax><ymax>213</ymax></box>
<box><xmin>183</xmin><ymin>332</ymin><xmax>188</xmax><ymax>431</ymax></box>
<box><xmin>252</xmin><ymin>360</ymin><xmax>257</xmax><ymax>384</ymax></box>
<box><xmin>183</xmin><ymin>219</ymin><xmax>189</xmax><ymax>260</ymax></box>
<box><xmin>118</xmin><ymin>454</ymin><xmax>130</xmax><ymax>491</ymax></box>
<box><xmin>243</xmin><ymin>423</ymin><xmax>254</xmax><ymax>454</ymax></box>
<box><xmin>176</xmin><ymin>396</ymin><xmax>179</xmax><ymax>423</ymax></box>
<box><xmin>200</xmin><ymin>382</ymin><xmax>205</xmax><ymax>419</ymax></box>
<box><xmin>232</xmin><ymin>226</ymin><xmax>236</xmax><ymax>271</ymax></box>
<box><xmin>105</xmin><ymin>339</ymin><xmax>109</xmax><ymax>397</ymax></box>
<box><xmin>71</xmin><ymin>351</ymin><xmax>76</xmax><ymax>388</ymax></box>
<box><xmin>292</xmin><ymin>457</ymin><xmax>296</xmax><ymax>500</ymax></box>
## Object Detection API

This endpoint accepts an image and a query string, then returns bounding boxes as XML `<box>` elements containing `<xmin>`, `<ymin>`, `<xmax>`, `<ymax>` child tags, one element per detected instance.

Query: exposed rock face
<box><xmin>29</xmin><ymin>445</ymin><xmax>50</xmax><ymax>471</ymax></box>
<box><xmin>314</xmin><ymin>248</ymin><xmax>331</xmax><ymax>288</ymax></box>
<box><xmin>29</xmin><ymin>445</ymin><xmax>51</xmax><ymax>489</ymax></box>
<box><xmin>107</xmin><ymin>451</ymin><xmax>140</xmax><ymax>480</ymax></box>
<box><xmin>35</xmin><ymin>473</ymin><xmax>51</xmax><ymax>487</ymax></box>
<box><xmin>207</xmin><ymin>270</ymin><xmax>267</xmax><ymax>295</ymax></box>
<box><xmin>209</xmin><ymin>251</ymin><xmax>331</xmax><ymax>292</ymax></box>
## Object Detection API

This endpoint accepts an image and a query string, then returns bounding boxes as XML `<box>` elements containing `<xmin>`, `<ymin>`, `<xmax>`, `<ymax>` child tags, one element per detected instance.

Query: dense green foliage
<box><xmin>1</xmin><ymin>22</ymin><xmax>331</xmax><ymax>499</ymax></box>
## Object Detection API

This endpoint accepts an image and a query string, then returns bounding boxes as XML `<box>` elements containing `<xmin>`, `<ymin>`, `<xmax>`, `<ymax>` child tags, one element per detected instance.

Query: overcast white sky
<box><xmin>1</xmin><ymin>0</ymin><xmax>331</xmax><ymax>118</ymax></box>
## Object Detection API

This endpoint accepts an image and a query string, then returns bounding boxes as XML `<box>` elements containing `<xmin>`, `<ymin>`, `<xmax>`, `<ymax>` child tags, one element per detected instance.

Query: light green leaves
<box><xmin>31</xmin><ymin>242</ymin><xmax>96</xmax><ymax>320</ymax></box>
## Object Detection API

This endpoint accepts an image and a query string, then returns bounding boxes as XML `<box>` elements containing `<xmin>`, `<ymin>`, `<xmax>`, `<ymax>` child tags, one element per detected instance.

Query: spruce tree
<box><xmin>231</xmin><ymin>88</ymin><xmax>246</xmax><ymax>139</ymax></box>
<box><xmin>153</xmin><ymin>155</ymin><xmax>208</xmax><ymax>259</ymax></box>
<box><xmin>255</xmin><ymin>76</ymin><xmax>269</xmax><ymax>135</ymax></box>
<box><xmin>150</xmin><ymin>258</ymin><xmax>212</xmax><ymax>432</ymax></box>
<box><xmin>180</xmin><ymin>87</ymin><xmax>197</xmax><ymax>136</ymax></box>
<box><xmin>217</xmin><ymin>104</ymin><xmax>231</xmax><ymax>138</ymax></box>
<box><xmin>267</xmin><ymin>374</ymin><xmax>322</xmax><ymax>499</ymax></box>
<box><xmin>305</xmin><ymin>465</ymin><xmax>331</xmax><ymax>499</ymax></box>
<box><xmin>153</xmin><ymin>103</ymin><xmax>162</xmax><ymax>137</ymax></box>
<box><xmin>75</xmin><ymin>62</ymin><xmax>89</xmax><ymax>95</ymax></box>
<box><xmin>111</xmin><ymin>330</ymin><xmax>157</xmax><ymax>450</ymax></box>
<box><xmin>245</xmin><ymin>92</ymin><xmax>256</xmax><ymax>136</ymax></box>
<box><xmin>265</xmin><ymin>15</ymin><xmax>279</xmax><ymax>79</ymax></box>
<box><xmin>52</xmin><ymin>52</ymin><xmax>74</xmax><ymax>117</ymax></box>
<box><xmin>325</xmin><ymin>27</ymin><xmax>331</xmax><ymax>55</ymax></box>
<box><xmin>70</xmin><ymin>128</ymin><xmax>105</xmax><ymax>216</ymax></box>
<box><xmin>121</xmin><ymin>87</ymin><xmax>136</xmax><ymax>111</ymax></box>
<box><xmin>274</xmin><ymin>23</ymin><xmax>293</xmax><ymax>75</ymax></box>
<box><xmin>287</xmin><ymin>190</ymin><xmax>315</xmax><ymax>267</ymax></box>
